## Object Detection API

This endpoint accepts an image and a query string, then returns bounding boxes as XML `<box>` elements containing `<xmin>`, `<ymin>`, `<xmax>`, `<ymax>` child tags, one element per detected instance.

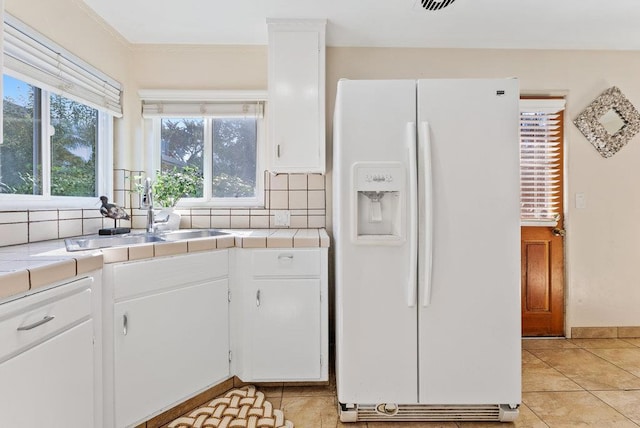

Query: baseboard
<box><xmin>571</xmin><ymin>326</ymin><xmax>640</xmax><ymax>339</ymax></box>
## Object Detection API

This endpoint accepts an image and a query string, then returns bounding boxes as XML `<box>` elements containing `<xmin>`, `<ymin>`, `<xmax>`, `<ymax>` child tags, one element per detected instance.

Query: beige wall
<box><xmin>128</xmin><ymin>44</ymin><xmax>267</xmax><ymax>170</ymax></box>
<box><xmin>5</xmin><ymin>0</ymin><xmax>136</xmax><ymax>169</ymax></box>
<box><xmin>327</xmin><ymin>47</ymin><xmax>640</xmax><ymax>334</ymax></box>
<box><xmin>6</xmin><ymin>0</ymin><xmax>640</xmax><ymax>334</ymax></box>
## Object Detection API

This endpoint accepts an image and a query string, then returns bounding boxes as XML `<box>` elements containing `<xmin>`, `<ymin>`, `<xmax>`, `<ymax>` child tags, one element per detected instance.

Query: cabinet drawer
<box><xmin>114</xmin><ymin>250</ymin><xmax>228</xmax><ymax>300</ymax></box>
<box><xmin>251</xmin><ymin>249</ymin><xmax>320</xmax><ymax>277</ymax></box>
<box><xmin>0</xmin><ymin>278</ymin><xmax>92</xmax><ymax>361</ymax></box>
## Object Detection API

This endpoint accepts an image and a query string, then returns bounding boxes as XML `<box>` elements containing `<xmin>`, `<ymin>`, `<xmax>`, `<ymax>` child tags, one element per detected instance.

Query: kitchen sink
<box><xmin>64</xmin><ymin>229</ymin><xmax>228</xmax><ymax>252</ymax></box>
<box><xmin>157</xmin><ymin>229</ymin><xmax>229</xmax><ymax>241</ymax></box>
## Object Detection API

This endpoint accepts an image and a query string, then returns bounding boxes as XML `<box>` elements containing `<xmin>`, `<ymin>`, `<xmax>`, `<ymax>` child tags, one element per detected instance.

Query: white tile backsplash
<box><xmin>59</xmin><ymin>219</ymin><xmax>83</xmax><ymax>238</ymax></box>
<box><xmin>0</xmin><ymin>223</ymin><xmax>28</xmax><ymax>246</ymax></box>
<box><xmin>269</xmin><ymin>173</ymin><xmax>288</xmax><ymax>190</ymax></box>
<box><xmin>0</xmin><ymin>171</ymin><xmax>327</xmax><ymax>247</ymax></box>
<box><xmin>289</xmin><ymin>174</ymin><xmax>308</xmax><ymax>190</ymax></box>
<box><xmin>29</xmin><ymin>210</ymin><xmax>58</xmax><ymax>222</ymax></box>
<box><xmin>0</xmin><ymin>212</ymin><xmax>29</xmax><ymax>223</ymax></box>
<box><xmin>230</xmin><ymin>216</ymin><xmax>250</xmax><ymax>228</ymax></box>
<box><xmin>29</xmin><ymin>220</ymin><xmax>58</xmax><ymax>242</ymax></box>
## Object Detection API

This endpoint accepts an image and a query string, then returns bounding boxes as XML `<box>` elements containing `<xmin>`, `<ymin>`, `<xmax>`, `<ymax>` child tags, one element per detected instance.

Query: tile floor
<box><xmin>169</xmin><ymin>338</ymin><xmax>640</xmax><ymax>427</ymax></box>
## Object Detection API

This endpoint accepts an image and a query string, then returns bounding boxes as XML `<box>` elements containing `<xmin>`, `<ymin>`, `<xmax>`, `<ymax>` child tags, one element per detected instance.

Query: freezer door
<box><xmin>333</xmin><ymin>79</ymin><xmax>419</xmax><ymax>404</ymax></box>
<box><xmin>416</xmin><ymin>79</ymin><xmax>521</xmax><ymax>405</ymax></box>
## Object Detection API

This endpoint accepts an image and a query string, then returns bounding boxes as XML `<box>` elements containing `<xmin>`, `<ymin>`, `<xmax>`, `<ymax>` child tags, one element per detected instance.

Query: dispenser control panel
<box><xmin>353</xmin><ymin>162</ymin><xmax>404</xmax><ymax>192</ymax></box>
<box><xmin>365</xmin><ymin>173</ymin><xmax>394</xmax><ymax>183</ymax></box>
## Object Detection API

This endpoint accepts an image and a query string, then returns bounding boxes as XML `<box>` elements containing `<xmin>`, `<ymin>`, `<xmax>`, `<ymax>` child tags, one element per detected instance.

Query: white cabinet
<box><xmin>233</xmin><ymin>248</ymin><xmax>328</xmax><ymax>382</ymax></box>
<box><xmin>103</xmin><ymin>251</ymin><xmax>230</xmax><ymax>428</ymax></box>
<box><xmin>267</xmin><ymin>19</ymin><xmax>326</xmax><ymax>173</ymax></box>
<box><xmin>0</xmin><ymin>276</ymin><xmax>99</xmax><ymax>428</ymax></box>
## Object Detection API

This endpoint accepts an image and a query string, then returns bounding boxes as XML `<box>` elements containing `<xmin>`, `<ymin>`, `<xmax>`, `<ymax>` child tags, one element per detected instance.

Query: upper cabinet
<box><xmin>267</xmin><ymin>19</ymin><xmax>326</xmax><ymax>174</ymax></box>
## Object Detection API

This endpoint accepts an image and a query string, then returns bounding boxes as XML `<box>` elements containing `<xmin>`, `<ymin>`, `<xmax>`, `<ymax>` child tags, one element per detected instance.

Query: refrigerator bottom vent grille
<box><xmin>356</xmin><ymin>404</ymin><xmax>501</xmax><ymax>421</ymax></box>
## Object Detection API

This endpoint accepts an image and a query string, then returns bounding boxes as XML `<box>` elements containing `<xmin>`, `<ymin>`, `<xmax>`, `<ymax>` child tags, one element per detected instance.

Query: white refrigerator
<box><xmin>333</xmin><ymin>79</ymin><xmax>521</xmax><ymax>423</ymax></box>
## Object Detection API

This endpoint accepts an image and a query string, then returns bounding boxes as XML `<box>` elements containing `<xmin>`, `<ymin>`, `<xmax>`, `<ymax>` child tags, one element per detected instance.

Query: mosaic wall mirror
<box><xmin>573</xmin><ymin>86</ymin><xmax>640</xmax><ymax>158</ymax></box>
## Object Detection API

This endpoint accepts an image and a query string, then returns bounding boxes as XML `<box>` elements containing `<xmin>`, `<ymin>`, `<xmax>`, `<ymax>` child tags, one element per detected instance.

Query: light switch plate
<box><xmin>575</xmin><ymin>192</ymin><xmax>587</xmax><ymax>209</ymax></box>
<box><xmin>274</xmin><ymin>210</ymin><xmax>291</xmax><ymax>226</ymax></box>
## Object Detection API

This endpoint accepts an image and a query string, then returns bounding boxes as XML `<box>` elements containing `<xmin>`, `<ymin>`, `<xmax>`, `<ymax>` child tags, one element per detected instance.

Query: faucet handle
<box><xmin>142</xmin><ymin>177</ymin><xmax>153</xmax><ymax>208</ymax></box>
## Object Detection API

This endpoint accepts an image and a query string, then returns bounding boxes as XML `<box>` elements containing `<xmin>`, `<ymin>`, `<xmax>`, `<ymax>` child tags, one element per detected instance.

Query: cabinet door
<box><xmin>114</xmin><ymin>279</ymin><xmax>229</xmax><ymax>427</ymax></box>
<box><xmin>268</xmin><ymin>21</ymin><xmax>325</xmax><ymax>173</ymax></box>
<box><xmin>249</xmin><ymin>279</ymin><xmax>321</xmax><ymax>380</ymax></box>
<box><xmin>0</xmin><ymin>321</ymin><xmax>94</xmax><ymax>428</ymax></box>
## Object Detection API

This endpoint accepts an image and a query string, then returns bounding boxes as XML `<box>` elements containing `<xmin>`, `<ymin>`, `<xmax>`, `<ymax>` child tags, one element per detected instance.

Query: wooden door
<box><xmin>520</xmin><ymin>97</ymin><xmax>565</xmax><ymax>336</ymax></box>
<box><xmin>521</xmin><ymin>224</ymin><xmax>565</xmax><ymax>336</ymax></box>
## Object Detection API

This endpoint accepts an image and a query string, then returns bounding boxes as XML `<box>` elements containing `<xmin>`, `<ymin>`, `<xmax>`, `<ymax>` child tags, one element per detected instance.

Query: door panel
<box><xmin>249</xmin><ymin>279</ymin><xmax>321</xmax><ymax>381</ymax></box>
<box><xmin>334</xmin><ymin>79</ymin><xmax>419</xmax><ymax>405</ymax></box>
<box><xmin>521</xmin><ymin>226</ymin><xmax>565</xmax><ymax>336</ymax></box>
<box><xmin>417</xmin><ymin>79</ymin><xmax>521</xmax><ymax>404</ymax></box>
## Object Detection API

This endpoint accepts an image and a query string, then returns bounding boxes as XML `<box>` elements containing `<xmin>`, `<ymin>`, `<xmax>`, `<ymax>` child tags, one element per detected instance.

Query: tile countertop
<box><xmin>0</xmin><ymin>228</ymin><xmax>330</xmax><ymax>302</ymax></box>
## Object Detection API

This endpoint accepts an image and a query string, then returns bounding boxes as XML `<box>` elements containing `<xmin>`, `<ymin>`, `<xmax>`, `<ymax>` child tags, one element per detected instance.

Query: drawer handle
<box><xmin>256</xmin><ymin>290</ymin><xmax>261</xmax><ymax>307</ymax></box>
<box><xmin>123</xmin><ymin>314</ymin><xmax>128</xmax><ymax>336</ymax></box>
<box><xmin>17</xmin><ymin>315</ymin><xmax>55</xmax><ymax>331</ymax></box>
<box><xmin>278</xmin><ymin>254</ymin><xmax>294</xmax><ymax>261</ymax></box>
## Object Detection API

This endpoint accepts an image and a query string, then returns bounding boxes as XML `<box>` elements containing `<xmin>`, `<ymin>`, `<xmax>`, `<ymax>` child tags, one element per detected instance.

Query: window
<box><xmin>519</xmin><ymin>98</ymin><xmax>566</xmax><ymax>226</ymax></box>
<box><xmin>142</xmin><ymin>91</ymin><xmax>266</xmax><ymax>207</ymax></box>
<box><xmin>1</xmin><ymin>75</ymin><xmax>100</xmax><ymax>197</ymax></box>
<box><xmin>0</xmin><ymin>14</ymin><xmax>121</xmax><ymax>206</ymax></box>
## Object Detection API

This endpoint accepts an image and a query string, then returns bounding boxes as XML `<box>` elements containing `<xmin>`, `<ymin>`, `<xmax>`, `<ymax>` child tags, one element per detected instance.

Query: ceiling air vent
<box><xmin>421</xmin><ymin>0</ymin><xmax>457</xmax><ymax>11</ymax></box>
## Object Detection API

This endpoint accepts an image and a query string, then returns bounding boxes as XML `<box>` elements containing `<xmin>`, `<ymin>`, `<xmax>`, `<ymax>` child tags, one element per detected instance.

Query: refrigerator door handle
<box><xmin>420</xmin><ymin>121</ymin><xmax>434</xmax><ymax>307</ymax></box>
<box><xmin>407</xmin><ymin>122</ymin><xmax>418</xmax><ymax>307</ymax></box>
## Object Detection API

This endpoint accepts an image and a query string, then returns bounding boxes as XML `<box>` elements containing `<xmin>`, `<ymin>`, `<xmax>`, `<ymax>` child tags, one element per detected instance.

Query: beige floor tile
<box><xmin>522</xmin><ymin>339</ymin><xmax>578</xmax><ymax>350</ymax></box>
<box><xmin>281</xmin><ymin>395</ymin><xmax>339</xmax><ymax>427</ymax></box>
<box><xmin>337</xmin><ymin>421</ymin><xmax>368</xmax><ymax>427</ymax></box>
<box><xmin>283</xmin><ymin>382</ymin><xmax>337</xmax><ymax>398</ymax></box>
<box><xmin>592</xmin><ymin>390</ymin><xmax>640</xmax><ymax>425</ymax></box>
<box><xmin>522</xmin><ymin>351</ymin><xmax>583</xmax><ymax>392</ymax></box>
<box><xmin>570</xmin><ymin>338</ymin><xmax>637</xmax><ymax>349</ymax></box>
<box><xmin>523</xmin><ymin>391</ymin><xmax>638</xmax><ymax>427</ymax></box>
<box><xmin>528</xmin><ymin>348</ymin><xmax>640</xmax><ymax>390</ymax></box>
<box><xmin>622</xmin><ymin>338</ymin><xmax>640</xmax><ymax>347</ymax></box>
<box><xmin>259</xmin><ymin>385</ymin><xmax>284</xmax><ymax>408</ymax></box>
<box><xmin>587</xmin><ymin>347</ymin><xmax>640</xmax><ymax>378</ymax></box>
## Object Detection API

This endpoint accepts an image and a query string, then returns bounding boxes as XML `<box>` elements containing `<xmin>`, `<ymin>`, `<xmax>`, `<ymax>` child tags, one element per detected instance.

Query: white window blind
<box><xmin>139</xmin><ymin>89</ymin><xmax>266</xmax><ymax>118</ymax></box>
<box><xmin>519</xmin><ymin>98</ymin><xmax>565</xmax><ymax>226</ymax></box>
<box><xmin>3</xmin><ymin>14</ymin><xmax>122</xmax><ymax>117</ymax></box>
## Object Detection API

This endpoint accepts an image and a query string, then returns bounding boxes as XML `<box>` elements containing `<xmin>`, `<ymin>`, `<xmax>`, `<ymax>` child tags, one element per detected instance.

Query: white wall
<box><xmin>6</xmin><ymin>0</ymin><xmax>640</xmax><ymax>334</ymax></box>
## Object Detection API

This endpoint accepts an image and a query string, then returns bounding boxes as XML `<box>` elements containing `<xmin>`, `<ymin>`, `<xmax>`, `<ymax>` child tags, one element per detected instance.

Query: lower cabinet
<box><xmin>233</xmin><ymin>248</ymin><xmax>328</xmax><ymax>382</ymax></box>
<box><xmin>113</xmin><ymin>279</ymin><xmax>229</xmax><ymax>428</ymax></box>
<box><xmin>102</xmin><ymin>246</ymin><xmax>328</xmax><ymax>427</ymax></box>
<box><xmin>249</xmin><ymin>278</ymin><xmax>321</xmax><ymax>380</ymax></box>
<box><xmin>0</xmin><ymin>275</ymin><xmax>99</xmax><ymax>428</ymax></box>
<box><xmin>103</xmin><ymin>250</ymin><xmax>229</xmax><ymax>428</ymax></box>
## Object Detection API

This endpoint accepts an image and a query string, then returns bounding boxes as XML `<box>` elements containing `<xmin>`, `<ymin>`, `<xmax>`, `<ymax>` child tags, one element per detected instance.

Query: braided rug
<box><xmin>168</xmin><ymin>385</ymin><xmax>294</xmax><ymax>428</ymax></box>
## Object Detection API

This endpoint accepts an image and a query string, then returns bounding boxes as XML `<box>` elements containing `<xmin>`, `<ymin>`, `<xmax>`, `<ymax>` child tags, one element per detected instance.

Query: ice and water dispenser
<box><xmin>352</xmin><ymin>162</ymin><xmax>405</xmax><ymax>244</ymax></box>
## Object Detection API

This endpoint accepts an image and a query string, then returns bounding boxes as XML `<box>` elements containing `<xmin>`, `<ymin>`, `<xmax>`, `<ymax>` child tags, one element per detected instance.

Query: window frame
<box><xmin>141</xmin><ymin>90</ymin><xmax>267</xmax><ymax>208</ymax></box>
<box><xmin>0</xmin><ymin>72</ymin><xmax>113</xmax><ymax>209</ymax></box>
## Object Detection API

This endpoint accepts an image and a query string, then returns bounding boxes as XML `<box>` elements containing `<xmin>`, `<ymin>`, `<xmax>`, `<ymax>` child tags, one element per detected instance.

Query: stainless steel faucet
<box><xmin>142</xmin><ymin>177</ymin><xmax>155</xmax><ymax>233</ymax></box>
<box><xmin>141</xmin><ymin>177</ymin><xmax>170</xmax><ymax>233</ymax></box>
